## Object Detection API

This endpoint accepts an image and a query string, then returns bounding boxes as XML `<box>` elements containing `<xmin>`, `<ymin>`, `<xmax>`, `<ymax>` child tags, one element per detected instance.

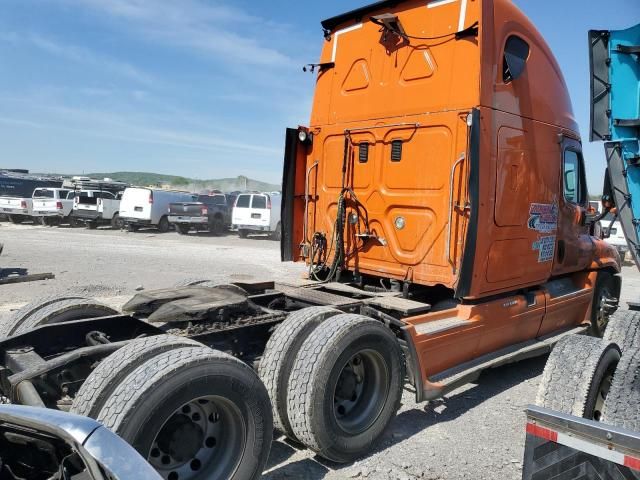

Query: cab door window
<box><xmin>563</xmin><ymin>149</ymin><xmax>586</xmax><ymax>205</ymax></box>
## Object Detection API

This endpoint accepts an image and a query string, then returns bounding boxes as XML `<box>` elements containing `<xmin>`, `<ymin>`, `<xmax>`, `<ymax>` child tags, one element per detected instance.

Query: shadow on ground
<box><xmin>263</xmin><ymin>356</ymin><xmax>547</xmax><ymax>479</ymax></box>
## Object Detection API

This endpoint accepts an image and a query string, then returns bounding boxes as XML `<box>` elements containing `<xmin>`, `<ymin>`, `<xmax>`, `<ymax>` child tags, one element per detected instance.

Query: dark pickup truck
<box><xmin>168</xmin><ymin>193</ymin><xmax>232</xmax><ymax>235</ymax></box>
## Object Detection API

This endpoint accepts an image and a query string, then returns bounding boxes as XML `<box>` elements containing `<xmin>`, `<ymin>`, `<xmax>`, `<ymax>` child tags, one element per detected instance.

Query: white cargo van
<box><xmin>31</xmin><ymin>188</ymin><xmax>74</xmax><ymax>225</ymax></box>
<box><xmin>231</xmin><ymin>192</ymin><xmax>281</xmax><ymax>240</ymax></box>
<box><xmin>120</xmin><ymin>188</ymin><xmax>195</xmax><ymax>232</ymax></box>
<box><xmin>602</xmin><ymin>212</ymin><xmax>630</xmax><ymax>262</ymax></box>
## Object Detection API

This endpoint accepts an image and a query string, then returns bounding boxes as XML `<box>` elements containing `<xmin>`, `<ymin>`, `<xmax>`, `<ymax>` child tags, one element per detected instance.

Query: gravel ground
<box><xmin>1</xmin><ymin>221</ymin><xmax>638</xmax><ymax>479</ymax></box>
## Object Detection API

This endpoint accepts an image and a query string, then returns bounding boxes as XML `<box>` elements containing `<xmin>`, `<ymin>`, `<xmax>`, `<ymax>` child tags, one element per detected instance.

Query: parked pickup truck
<box><xmin>168</xmin><ymin>193</ymin><xmax>232</xmax><ymax>235</ymax></box>
<box><xmin>31</xmin><ymin>187</ymin><xmax>74</xmax><ymax>226</ymax></box>
<box><xmin>71</xmin><ymin>191</ymin><xmax>123</xmax><ymax>229</ymax></box>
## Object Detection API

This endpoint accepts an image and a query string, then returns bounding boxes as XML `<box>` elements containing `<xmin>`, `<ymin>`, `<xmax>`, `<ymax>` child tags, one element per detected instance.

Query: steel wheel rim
<box><xmin>148</xmin><ymin>395</ymin><xmax>245</xmax><ymax>480</ymax></box>
<box><xmin>332</xmin><ymin>349</ymin><xmax>390</xmax><ymax>435</ymax></box>
<box><xmin>596</xmin><ymin>286</ymin><xmax>613</xmax><ymax>331</ymax></box>
<box><xmin>593</xmin><ymin>369</ymin><xmax>614</xmax><ymax>421</ymax></box>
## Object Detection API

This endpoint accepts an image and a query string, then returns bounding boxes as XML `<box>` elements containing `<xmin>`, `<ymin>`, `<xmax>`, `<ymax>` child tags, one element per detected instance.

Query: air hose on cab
<box><xmin>309</xmin><ymin>135</ymin><xmax>371</xmax><ymax>282</ymax></box>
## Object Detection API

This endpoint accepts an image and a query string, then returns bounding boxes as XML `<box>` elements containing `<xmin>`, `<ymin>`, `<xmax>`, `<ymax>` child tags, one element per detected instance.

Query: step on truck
<box><xmin>0</xmin><ymin>1</ymin><xmax>628</xmax><ymax>478</ymax></box>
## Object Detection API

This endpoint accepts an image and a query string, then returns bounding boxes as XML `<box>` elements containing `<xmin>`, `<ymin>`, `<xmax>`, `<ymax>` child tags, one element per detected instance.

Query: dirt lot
<box><xmin>1</xmin><ymin>222</ymin><xmax>638</xmax><ymax>479</ymax></box>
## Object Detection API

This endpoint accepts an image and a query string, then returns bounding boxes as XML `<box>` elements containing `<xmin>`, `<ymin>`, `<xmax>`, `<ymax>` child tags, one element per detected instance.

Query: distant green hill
<box><xmin>85</xmin><ymin>172</ymin><xmax>280</xmax><ymax>192</ymax></box>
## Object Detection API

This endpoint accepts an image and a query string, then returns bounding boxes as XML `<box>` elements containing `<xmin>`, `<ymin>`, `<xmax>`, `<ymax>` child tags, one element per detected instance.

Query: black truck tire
<box><xmin>96</xmin><ymin>346</ymin><xmax>272</xmax><ymax>480</ymax></box>
<box><xmin>0</xmin><ymin>295</ymin><xmax>88</xmax><ymax>338</ymax></box>
<box><xmin>258</xmin><ymin>306</ymin><xmax>341</xmax><ymax>440</ymax></box>
<box><xmin>9</xmin><ymin>299</ymin><xmax>118</xmax><ymax>337</ymax></box>
<box><xmin>602</xmin><ymin>347</ymin><xmax>640</xmax><ymax>431</ymax></box>
<box><xmin>111</xmin><ymin>213</ymin><xmax>123</xmax><ymax>230</ymax></box>
<box><xmin>535</xmin><ymin>334</ymin><xmax>620</xmax><ymax>420</ymax></box>
<box><xmin>590</xmin><ymin>271</ymin><xmax>620</xmax><ymax>337</ymax></box>
<box><xmin>71</xmin><ymin>335</ymin><xmax>203</xmax><ymax>418</ymax></box>
<box><xmin>238</xmin><ymin>229</ymin><xmax>248</xmax><ymax>239</ymax></box>
<box><xmin>287</xmin><ymin>314</ymin><xmax>405</xmax><ymax>463</ymax></box>
<box><xmin>126</xmin><ymin>224</ymin><xmax>140</xmax><ymax>232</ymax></box>
<box><xmin>603</xmin><ymin>310</ymin><xmax>640</xmax><ymax>352</ymax></box>
<box><xmin>176</xmin><ymin>224</ymin><xmax>190</xmax><ymax>235</ymax></box>
<box><xmin>157</xmin><ymin>216</ymin><xmax>170</xmax><ymax>233</ymax></box>
<box><xmin>8</xmin><ymin>215</ymin><xmax>24</xmax><ymax>224</ymax></box>
<box><xmin>271</xmin><ymin>222</ymin><xmax>282</xmax><ymax>241</ymax></box>
<box><xmin>209</xmin><ymin>216</ymin><xmax>224</xmax><ymax>236</ymax></box>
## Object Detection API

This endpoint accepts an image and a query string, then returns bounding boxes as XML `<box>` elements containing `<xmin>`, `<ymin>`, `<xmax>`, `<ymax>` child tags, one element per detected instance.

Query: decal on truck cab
<box><xmin>533</xmin><ymin>235</ymin><xmax>556</xmax><ymax>263</ymax></box>
<box><xmin>528</xmin><ymin>203</ymin><xmax>558</xmax><ymax>233</ymax></box>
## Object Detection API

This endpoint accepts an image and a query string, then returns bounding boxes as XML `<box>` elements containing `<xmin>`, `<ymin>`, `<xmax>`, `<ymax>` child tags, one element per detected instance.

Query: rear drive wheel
<box><xmin>271</xmin><ymin>222</ymin><xmax>282</xmax><ymax>241</ymax></box>
<box><xmin>177</xmin><ymin>224</ymin><xmax>190</xmax><ymax>235</ymax></box>
<box><xmin>590</xmin><ymin>272</ymin><xmax>619</xmax><ymax>337</ymax></box>
<box><xmin>111</xmin><ymin>213</ymin><xmax>123</xmax><ymax>230</ymax></box>
<box><xmin>535</xmin><ymin>334</ymin><xmax>620</xmax><ymax>420</ymax></box>
<box><xmin>238</xmin><ymin>229</ymin><xmax>248</xmax><ymax>239</ymax></box>
<box><xmin>158</xmin><ymin>216</ymin><xmax>170</xmax><ymax>233</ymax></box>
<box><xmin>127</xmin><ymin>224</ymin><xmax>140</xmax><ymax>232</ymax></box>
<box><xmin>8</xmin><ymin>215</ymin><xmax>24</xmax><ymax>224</ymax></box>
<box><xmin>258</xmin><ymin>306</ymin><xmax>341</xmax><ymax>440</ymax></box>
<box><xmin>96</xmin><ymin>346</ymin><xmax>272</xmax><ymax>480</ymax></box>
<box><xmin>603</xmin><ymin>310</ymin><xmax>640</xmax><ymax>352</ymax></box>
<box><xmin>209</xmin><ymin>216</ymin><xmax>224</xmax><ymax>236</ymax></box>
<box><xmin>601</xmin><ymin>348</ymin><xmax>640</xmax><ymax>430</ymax></box>
<box><xmin>0</xmin><ymin>295</ymin><xmax>88</xmax><ymax>338</ymax></box>
<box><xmin>72</xmin><ymin>335</ymin><xmax>203</xmax><ymax>418</ymax></box>
<box><xmin>8</xmin><ymin>298</ymin><xmax>118</xmax><ymax>337</ymax></box>
<box><xmin>87</xmin><ymin>221</ymin><xmax>98</xmax><ymax>230</ymax></box>
<box><xmin>287</xmin><ymin>314</ymin><xmax>405</xmax><ymax>463</ymax></box>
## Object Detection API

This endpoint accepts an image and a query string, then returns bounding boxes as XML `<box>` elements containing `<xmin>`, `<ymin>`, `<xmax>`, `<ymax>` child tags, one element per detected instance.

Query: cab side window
<box><xmin>563</xmin><ymin>150</ymin><xmax>586</xmax><ymax>205</ymax></box>
<box><xmin>503</xmin><ymin>36</ymin><xmax>530</xmax><ymax>83</ymax></box>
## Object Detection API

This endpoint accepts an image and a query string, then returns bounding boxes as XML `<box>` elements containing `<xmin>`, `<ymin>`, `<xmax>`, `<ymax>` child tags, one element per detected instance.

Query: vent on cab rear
<box><xmin>391</xmin><ymin>140</ymin><xmax>403</xmax><ymax>162</ymax></box>
<box><xmin>358</xmin><ymin>142</ymin><xmax>369</xmax><ymax>163</ymax></box>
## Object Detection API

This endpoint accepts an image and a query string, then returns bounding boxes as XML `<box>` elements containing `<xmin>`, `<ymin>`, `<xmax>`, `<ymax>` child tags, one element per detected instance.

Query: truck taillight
<box><xmin>56</xmin><ymin>201</ymin><xmax>63</xmax><ymax>210</ymax></box>
<box><xmin>20</xmin><ymin>200</ymin><xmax>27</xmax><ymax>208</ymax></box>
<box><xmin>98</xmin><ymin>198</ymin><xmax>102</xmax><ymax>206</ymax></box>
<box><xmin>267</xmin><ymin>196</ymin><xmax>271</xmax><ymax>209</ymax></box>
<box><xmin>201</xmin><ymin>206</ymin><xmax>208</xmax><ymax>216</ymax></box>
<box><xmin>74</xmin><ymin>196</ymin><xmax>79</xmax><ymax>204</ymax></box>
<box><xmin>149</xmin><ymin>192</ymin><xmax>154</xmax><ymax>204</ymax></box>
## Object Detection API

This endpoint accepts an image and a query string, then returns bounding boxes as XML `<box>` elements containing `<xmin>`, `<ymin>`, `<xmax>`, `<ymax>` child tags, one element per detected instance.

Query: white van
<box><xmin>602</xmin><ymin>212</ymin><xmax>629</xmax><ymax>262</ymax></box>
<box><xmin>231</xmin><ymin>192</ymin><xmax>281</xmax><ymax>240</ymax></box>
<box><xmin>120</xmin><ymin>187</ymin><xmax>195</xmax><ymax>232</ymax></box>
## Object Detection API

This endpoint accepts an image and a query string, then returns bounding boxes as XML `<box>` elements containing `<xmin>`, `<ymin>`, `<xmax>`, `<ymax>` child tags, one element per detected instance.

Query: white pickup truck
<box><xmin>0</xmin><ymin>198</ymin><xmax>32</xmax><ymax>224</ymax></box>
<box><xmin>31</xmin><ymin>188</ymin><xmax>74</xmax><ymax>226</ymax></box>
<box><xmin>71</xmin><ymin>191</ymin><xmax>123</xmax><ymax>229</ymax></box>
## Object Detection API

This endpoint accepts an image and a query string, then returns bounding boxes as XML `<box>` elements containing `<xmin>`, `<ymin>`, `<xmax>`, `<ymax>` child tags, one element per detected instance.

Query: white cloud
<box><xmin>64</xmin><ymin>0</ymin><xmax>296</xmax><ymax>67</ymax></box>
<box><xmin>0</xmin><ymin>96</ymin><xmax>280</xmax><ymax>157</ymax></box>
<box><xmin>0</xmin><ymin>32</ymin><xmax>155</xmax><ymax>85</ymax></box>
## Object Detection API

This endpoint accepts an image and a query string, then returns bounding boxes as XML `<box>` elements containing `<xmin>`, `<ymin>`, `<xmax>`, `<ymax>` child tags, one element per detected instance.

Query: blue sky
<box><xmin>0</xmin><ymin>1</ymin><xmax>637</xmax><ymax>187</ymax></box>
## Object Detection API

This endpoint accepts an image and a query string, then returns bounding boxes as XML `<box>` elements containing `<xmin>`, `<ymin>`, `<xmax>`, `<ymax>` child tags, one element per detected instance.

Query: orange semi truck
<box><xmin>0</xmin><ymin>1</ymin><xmax>624</xmax><ymax>479</ymax></box>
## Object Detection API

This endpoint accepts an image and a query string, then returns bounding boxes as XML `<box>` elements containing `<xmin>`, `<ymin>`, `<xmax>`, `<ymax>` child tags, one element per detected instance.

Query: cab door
<box><xmin>551</xmin><ymin>138</ymin><xmax>594</xmax><ymax>275</ymax></box>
